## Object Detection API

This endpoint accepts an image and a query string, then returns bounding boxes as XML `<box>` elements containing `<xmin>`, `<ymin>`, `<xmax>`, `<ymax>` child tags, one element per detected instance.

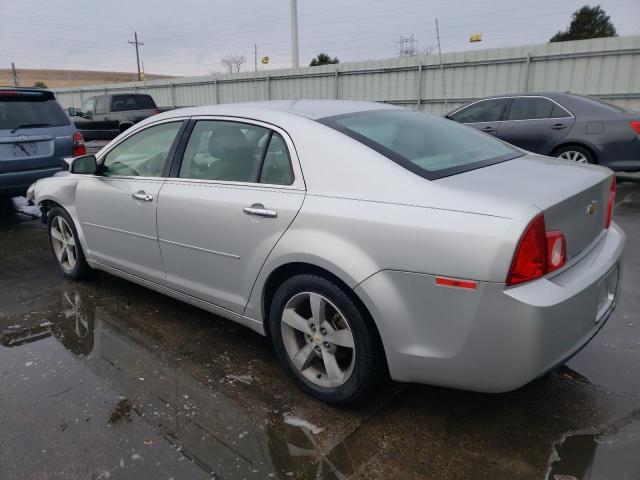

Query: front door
<box><xmin>157</xmin><ymin>119</ymin><xmax>305</xmax><ymax>314</ymax></box>
<box><xmin>76</xmin><ymin>120</ymin><xmax>185</xmax><ymax>283</ymax></box>
<box><xmin>496</xmin><ymin>96</ymin><xmax>575</xmax><ymax>154</ymax></box>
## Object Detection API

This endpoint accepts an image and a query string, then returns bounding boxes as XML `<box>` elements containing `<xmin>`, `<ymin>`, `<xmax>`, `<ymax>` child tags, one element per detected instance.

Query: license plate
<box><xmin>13</xmin><ymin>142</ymin><xmax>37</xmax><ymax>156</ymax></box>
<box><xmin>596</xmin><ymin>265</ymin><xmax>619</xmax><ymax>322</ymax></box>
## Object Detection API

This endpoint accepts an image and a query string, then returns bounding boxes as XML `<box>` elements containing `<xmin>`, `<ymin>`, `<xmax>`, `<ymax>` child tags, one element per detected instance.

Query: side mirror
<box><xmin>68</xmin><ymin>107</ymin><xmax>77</xmax><ymax>116</ymax></box>
<box><xmin>70</xmin><ymin>155</ymin><xmax>97</xmax><ymax>175</ymax></box>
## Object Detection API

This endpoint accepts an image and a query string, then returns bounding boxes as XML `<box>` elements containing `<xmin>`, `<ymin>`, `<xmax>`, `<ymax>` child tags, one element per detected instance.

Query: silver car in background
<box><xmin>29</xmin><ymin>100</ymin><xmax>624</xmax><ymax>404</ymax></box>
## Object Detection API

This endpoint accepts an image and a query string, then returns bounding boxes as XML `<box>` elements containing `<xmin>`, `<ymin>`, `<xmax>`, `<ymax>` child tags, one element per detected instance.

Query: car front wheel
<box><xmin>269</xmin><ymin>274</ymin><xmax>384</xmax><ymax>404</ymax></box>
<box><xmin>48</xmin><ymin>207</ymin><xmax>91</xmax><ymax>280</ymax></box>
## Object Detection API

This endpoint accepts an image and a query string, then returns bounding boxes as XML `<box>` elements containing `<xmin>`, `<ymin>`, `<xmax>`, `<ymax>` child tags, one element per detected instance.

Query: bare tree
<box><xmin>221</xmin><ymin>54</ymin><xmax>246</xmax><ymax>73</ymax></box>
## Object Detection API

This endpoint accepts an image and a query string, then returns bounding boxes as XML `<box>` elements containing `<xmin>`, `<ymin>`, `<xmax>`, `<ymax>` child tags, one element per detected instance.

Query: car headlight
<box><xmin>26</xmin><ymin>183</ymin><xmax>36</xmax><ymax>205</ymax></box>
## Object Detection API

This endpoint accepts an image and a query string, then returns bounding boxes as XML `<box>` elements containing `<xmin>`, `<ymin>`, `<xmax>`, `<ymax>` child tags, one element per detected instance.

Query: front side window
<box><xmin>179</xmin><ymin>120</ymin><xmax>293</xmax><ymax>184</ymax></box>
<box><xmin>506</xmin><ymin>97</ymin><xmax>570</xmax><ymax>120</ymax></box>
<box><xmin>448</xmin><ymin>98</ymin><xmax>510</xmax><ymax>123</ymax></box>
<box><xmin>81</xmin><ymin>98</ymin><xmax>95</xmax><ymax>116</ymax></box>
<box><xmin>102</xmin><ymin>122</ymin><xmax>182</xmax><ymax>177</ymax></box>
<box><xmin>94</xmin><ymin>97</ymin><xmax>107</xmax><ymax>115</ymax></box>
<box><xmin>320</xmin><ymin>110</ymin><xmax>521</xmax><ymax>179</ymax></box>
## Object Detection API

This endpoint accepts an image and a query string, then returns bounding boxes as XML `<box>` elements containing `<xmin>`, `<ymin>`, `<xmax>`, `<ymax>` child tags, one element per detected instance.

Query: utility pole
<box><xmin>10</xmin><ymin>62</ymin><xmax>19</xmax><ymax>86</ymax></box>
<box><xmin>435</xmin><ymin>18</ymin><xmax>447</xmax><ymax>109</ymax></box>
<box><xmin>254</xmin><ymin>44</ymin><xmax>258</xmax><ymax>100</ymax></box>
<box><xmin>290</xmin><ymin>0</ymin><xmax>299</xmax><ymax>68</ymax></box>
<box><xmin>128</xmin><ymin>32</ymin><xmax>144</xmax><ymax>81</ymax></box>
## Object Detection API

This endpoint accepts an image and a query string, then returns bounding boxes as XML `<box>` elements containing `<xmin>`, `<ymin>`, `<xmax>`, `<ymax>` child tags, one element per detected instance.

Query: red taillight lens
<box><xmin>507</xmin><ymin>214</ymin><xmax>547</xmax><ymax>286</ymax></box>
<box><xmin>605</xmin><ymin>176</ymin><xmax>616</xmax><ymax>228</ymax></box>
<box><xmin>507</xmin><ymin>214</ymin><xmax>567</xmax><ymax>286</ymax></box>
<box><xmin>546</xmin><ymin>231</ymin><xmax>566</xmax><ymax>273</ymax></box>
<box><xmin>72</xmin><ymin>131</ymin><xmax>86</xmax><ymax>156</ymax></box>
<box><xmin>630</xmin><ymin>121</ymin><xmax>640</xmax><ymax>135</ymax></box>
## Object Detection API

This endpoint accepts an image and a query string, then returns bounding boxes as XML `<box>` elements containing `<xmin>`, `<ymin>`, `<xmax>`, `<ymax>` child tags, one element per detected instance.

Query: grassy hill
<box><xmin>0</xmin><ymin>69</ymin><xmax>174</xmax><ymax>88</ymax></box>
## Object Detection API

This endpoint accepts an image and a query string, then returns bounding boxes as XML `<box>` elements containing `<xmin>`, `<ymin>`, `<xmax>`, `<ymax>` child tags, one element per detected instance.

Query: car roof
<box><xmin>159</xmin><ymin>100</ymin><xmax>403</xmax><ymax>121</ymax></box>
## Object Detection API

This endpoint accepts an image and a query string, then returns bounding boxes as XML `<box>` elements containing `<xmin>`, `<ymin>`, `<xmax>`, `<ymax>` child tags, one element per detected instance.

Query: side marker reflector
<box><xmin>435</xmin><ymin>276</ymin><xmax>478</xmax><ymax>290</ymax></box>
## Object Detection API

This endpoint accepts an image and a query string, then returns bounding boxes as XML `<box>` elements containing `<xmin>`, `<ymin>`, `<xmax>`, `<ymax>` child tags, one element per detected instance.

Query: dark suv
<box><xmin>0</xmin><ymin>87</ymin><xmax>85</xmax><ymax>197</ymax></box>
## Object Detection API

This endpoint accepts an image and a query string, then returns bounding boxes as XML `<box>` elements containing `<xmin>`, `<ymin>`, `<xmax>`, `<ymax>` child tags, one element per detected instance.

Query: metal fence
<box><xmin>53</xmin><ymin>35</ymin><xmax>640</xmax><ymax>115</ymax></box>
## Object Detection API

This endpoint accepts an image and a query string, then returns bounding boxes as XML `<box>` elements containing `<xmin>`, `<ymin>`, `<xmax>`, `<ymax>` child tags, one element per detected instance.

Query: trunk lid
<box><xmin>437</xmin><ymin>154</ymin><xmax>612</xmax><ymax>261</ymax></box>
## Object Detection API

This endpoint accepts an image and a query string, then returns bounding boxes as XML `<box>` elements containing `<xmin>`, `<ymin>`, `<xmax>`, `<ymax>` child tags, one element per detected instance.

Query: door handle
<box><xmin>243</xmin><ymin>203</ymin><xmax>277</xmax><ymax>218</ymax></box>
<box><xmin>481</xmin><ymin>126</ymin><xmax>496</xmax><ymax>133</ymax></box>
<box><xmin>132</xmin><ymin>191</ymin><xmax>153</xmax><ymax>202</ymax></box>
<box><xmin>551</xmin><ymin>123</ymin><xmax>567</xmax><ymax>130</ymax></box>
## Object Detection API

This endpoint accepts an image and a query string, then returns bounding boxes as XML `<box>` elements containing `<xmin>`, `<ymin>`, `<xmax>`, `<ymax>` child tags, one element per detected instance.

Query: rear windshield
<box><xmin>319</xmin><ymin>109</ymin><xmax>521</xmax><ymax>180</ymax></box>
<box><xmin>0</xmin><ymin>93</ymin><xmax>70</xmax><ymax>130</ymax></box>
<box><xmin>111</xmin><ymin>94</ymin><xmax>156</xmax><ymax>112</ymax></box>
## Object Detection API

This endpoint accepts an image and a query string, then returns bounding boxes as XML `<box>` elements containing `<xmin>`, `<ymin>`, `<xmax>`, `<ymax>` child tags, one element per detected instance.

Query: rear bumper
<box><xmin>355</xmin><ymin>223</ymin><xmax>625</xmax><ymax>392</ymax></box>
<box><xmin>0</xmin><ymin>166</ymin><xmax>62</xmax><ymax>197</ymax></box>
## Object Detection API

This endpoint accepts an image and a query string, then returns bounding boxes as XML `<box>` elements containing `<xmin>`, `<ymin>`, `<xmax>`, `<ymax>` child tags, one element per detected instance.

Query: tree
<box><xmin>310</xmin><ymin>53</ymin><xmax>339</xmax><ymax>66</ymax></box>
<box><xmin>33</xmin><ymin>81</ymin><xmax>47</xmax><ymax>88</ymax></box>
<box><xmin>550</xmin><ymin>5</ymin><xmax>617</xmax><ymax>42</ymax></box>
<box><xmin>221</xmin><ymin>54</ymin><xmax>246</xmax><ymax>73</ymax></box>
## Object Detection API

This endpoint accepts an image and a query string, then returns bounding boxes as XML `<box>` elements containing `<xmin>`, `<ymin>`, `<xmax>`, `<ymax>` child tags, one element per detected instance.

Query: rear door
<box><xmin>75</xmin><ymin>119</ymin><xmax>186</xmax><ymax>283</ymax></box>
<box><xmin>157</xmin><ymin>118</ymin><xmax>305</xmax><ymax>314</ymax></box>
<box><xmin>0</xmin><ymin>90</ymin><xmax>73</xmax><ymax>174</ymax></box>
<box><xmin>446</xmin><ymin>98</ymin><xmax>510</xmax><ymax>136</ymax></box>
<box><xmin>497</xmin><ymin>96</ymin><xmax>575</xmax><ymax>154</ymax></box>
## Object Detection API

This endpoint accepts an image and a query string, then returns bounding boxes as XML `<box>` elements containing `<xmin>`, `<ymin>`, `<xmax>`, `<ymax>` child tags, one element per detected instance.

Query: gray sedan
<box><xmin>446</xmin><ymin>92</ymin><xmax>640</xmax><ymax>171</ymax></box>
<box><xmin>28</xmin><ymin>100</ymin><xmax>625</xmax><ymax>404</ymax></box>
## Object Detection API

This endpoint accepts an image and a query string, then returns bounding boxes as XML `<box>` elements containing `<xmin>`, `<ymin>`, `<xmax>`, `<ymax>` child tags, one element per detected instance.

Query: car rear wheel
<box><xmin>554</xmin><ymin>145</ymin><xmax>595</xmax><ymax>164</ymax></box>
<box><xmin>269</xmin><ymin>274</ymin><xmax>383</xmax><ymax>404</ymax></box>
<box><xmin>48</xmin><ymin>207</ymin><xmax>91</xmax><ymax>280</ymax></box>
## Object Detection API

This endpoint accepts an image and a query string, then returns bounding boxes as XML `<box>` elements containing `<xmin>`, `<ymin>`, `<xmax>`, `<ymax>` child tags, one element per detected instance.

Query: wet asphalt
<box><xmin>0</xmin><ymin>178</ymin><xmax>639</xmax><ymax>480</ymax></box>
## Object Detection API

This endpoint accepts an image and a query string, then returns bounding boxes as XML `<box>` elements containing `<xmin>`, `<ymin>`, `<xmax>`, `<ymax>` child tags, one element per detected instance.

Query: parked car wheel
<box><xmin>48</xmin><ymin>207</ymin><xmax>91</xmax><ymax>280</ymax></box>
<box><xmin>554</xmin><ymin>145</ymin><xmax>595</xmax><ymax>164</ymax></box>
<box><xmin>269</xmin><ymin>274</ymin><xmax>383</xmax><ymax>404</ymax></box>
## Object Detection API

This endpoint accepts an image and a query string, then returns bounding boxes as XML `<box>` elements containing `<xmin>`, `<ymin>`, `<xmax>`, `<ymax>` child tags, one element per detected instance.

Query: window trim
<box><xmin>448</xmin><ymin>95</ymin><xmax>574</xmax><ymax>124</ymax></box>
<box><xmin>318</xmin><ymin>109</ymin><xmax>523</xmax><ymax>181</ymax></box>
<box><xmin>168</xmin><ymin>115</ymin><xmax>304</xmax><ymax>190</ymax></box>
<box><xmin>447</xmin><ymin>97</ymin><xmax>511</xmax><ymax>124</ymax></box>
<box><xmin>96</xmin><ymin>118</ymin><xmax>189</xmax><ymax>180</ymax></box>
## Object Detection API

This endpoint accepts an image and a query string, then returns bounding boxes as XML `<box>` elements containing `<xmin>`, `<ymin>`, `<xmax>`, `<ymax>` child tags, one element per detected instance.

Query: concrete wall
<box><xmin>53</xmin><ymin>35</ymin><xmax>640</xmax><ymax>115</ymax></box>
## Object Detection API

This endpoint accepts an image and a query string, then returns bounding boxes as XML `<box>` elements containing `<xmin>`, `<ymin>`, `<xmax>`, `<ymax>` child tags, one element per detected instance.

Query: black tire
<box><xmin>269</xmin><ymin>273</ymin><xmax>384</xmax><ymax>405</ymax></box>
<box><xmin>553</xmin><ymin>145</ymin><xmax>596</xmax><ymax>164</ymax></box>
<box><xmin>47</xmin><ymin>207</ymin><xmax>92</xmax><ymax>280</ymax></box>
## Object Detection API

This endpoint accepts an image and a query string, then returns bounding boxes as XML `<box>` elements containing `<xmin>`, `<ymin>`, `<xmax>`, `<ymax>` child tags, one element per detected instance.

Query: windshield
<box><xmin>0</xmin><ymin>94</ymin><xmax>70</xmax><ymax>131</ymax></box>
<box><xmin>319</xmin><ymin>109</ymin><xmax>522</xmax><ymax>179</ymax></box>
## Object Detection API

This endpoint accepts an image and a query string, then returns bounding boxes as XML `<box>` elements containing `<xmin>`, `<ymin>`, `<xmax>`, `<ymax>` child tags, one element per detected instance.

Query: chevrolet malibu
<box><xmin>28</xmin><ymin>100</ymin><xmax>625</xmax><ymax>404</ymax></box>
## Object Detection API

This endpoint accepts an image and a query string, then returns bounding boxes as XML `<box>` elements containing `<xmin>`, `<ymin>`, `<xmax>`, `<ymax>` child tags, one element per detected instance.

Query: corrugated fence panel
<box><xmin>53</xmin><ymin>36</ymin><xmax>640</xmax><ymax>117</ymax></box>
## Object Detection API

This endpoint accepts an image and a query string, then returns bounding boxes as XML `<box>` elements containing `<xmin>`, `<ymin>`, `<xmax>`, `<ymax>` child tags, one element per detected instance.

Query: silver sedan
<box><xmin>29</xmin><ymin>100</ymin><xmax>625</xmax><ymax>404</ymax></box>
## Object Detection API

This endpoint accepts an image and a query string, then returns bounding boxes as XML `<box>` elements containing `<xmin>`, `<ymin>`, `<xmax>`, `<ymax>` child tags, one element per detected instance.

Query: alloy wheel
<box><xmin>558</xmin><ymin>150</ymin><xmax>588</xmax><ymax>163</ymax></box>
<box><xmin>280</xmin><ymin>292</ymin><xmax>356</xmax><ymax>388</ymax></box>
<box><xmin>50</xmin><ymin>216</ymin><xmax>77</xmax><ymax>272</ymax></box>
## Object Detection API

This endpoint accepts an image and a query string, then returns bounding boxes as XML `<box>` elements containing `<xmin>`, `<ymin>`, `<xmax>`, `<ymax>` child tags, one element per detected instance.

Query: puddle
<box><xmin>0</xmin><ymin>289</ymin><xmax>357</xmax><ymax>479</ymax></box>
<box><xmin>547</xmin><ymin>411</ymin><xmax>640</xmax><ymax>480</ymax></box>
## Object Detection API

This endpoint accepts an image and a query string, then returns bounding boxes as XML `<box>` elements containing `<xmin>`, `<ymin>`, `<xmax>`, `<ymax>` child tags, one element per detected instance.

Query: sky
<box><xmin>1</xmin><ymin>0</ymin><xmax>639</xmax><ymax>77</ymax></box>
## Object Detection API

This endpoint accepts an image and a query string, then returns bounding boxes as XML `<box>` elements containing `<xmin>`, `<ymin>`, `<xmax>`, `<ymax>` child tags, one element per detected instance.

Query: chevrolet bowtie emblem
<box><xmin>586</xmin><ymin>200</ymin><xmax>598</xmax><ymax>215</ymax></box>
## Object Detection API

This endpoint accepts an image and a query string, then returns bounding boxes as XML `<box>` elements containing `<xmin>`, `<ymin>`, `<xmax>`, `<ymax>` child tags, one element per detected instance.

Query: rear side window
<box><xmin>0</xmin><ymin>93</ymin><xmax>69</xmax><ymax>130</ymax></box>
<box><xmin>448</xmin><ymin>98</ymin><xmax>510</xmax><ymax>123</ymax></box>
<box><xmin>179</xmin><ymin>120</ymin><xmax>293</xmax><ymax>185</ymax></box>
<box><xmin>320</xmin><ymin>110</ymin><xmax>521</xmax><ymax>180</ymax></box>
<box><xmin>111</xmin><ymin>94</ymin><xmax>156</xmax><ymax>112</ymax></box>
<box><xmin>506</xmin><ymin>97</ymin><xmax>571</xmax><ymax>120</ymax></box>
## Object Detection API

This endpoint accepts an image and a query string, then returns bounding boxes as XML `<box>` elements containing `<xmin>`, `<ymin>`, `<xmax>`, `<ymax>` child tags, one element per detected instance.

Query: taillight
<box><xmin>72</xmin><ymin>131</ymin><xmax>86</xmax><ymax>156</ymax></box>
<box><xmin>630</xmin><ymin>121</ymin><xmax>640</xmax><ymax>135</ymax></box>
<box><xmin>605</xmin><ymin>176</ymin><xmax>616</xmax><ymax>228</ymax></box>
<box><xmin>507</xmin><ymin>214</ymin><xmax>567</xmax><ymax>286</ymax></box>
